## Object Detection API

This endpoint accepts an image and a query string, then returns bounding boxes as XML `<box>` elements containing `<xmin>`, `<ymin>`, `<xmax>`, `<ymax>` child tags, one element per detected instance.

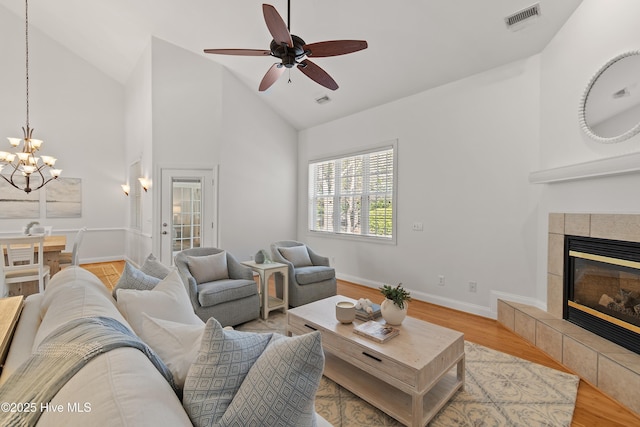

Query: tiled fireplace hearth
<box><xmin>498</xmin><ymin>213</ymin><xmax>640</xmax><ymax>415</ymax></box>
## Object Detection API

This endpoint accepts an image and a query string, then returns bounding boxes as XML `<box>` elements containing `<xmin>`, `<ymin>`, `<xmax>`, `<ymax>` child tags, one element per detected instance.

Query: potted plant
<box><xmin>379</xmin><ymin>283</ymin><xmax>411</xmax><ymax>325</ymax></box>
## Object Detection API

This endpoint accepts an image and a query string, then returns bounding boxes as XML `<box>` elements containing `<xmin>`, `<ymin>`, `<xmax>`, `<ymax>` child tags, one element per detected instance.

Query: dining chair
<box><xmin>59</xmin><ymin>227</ymin><xmax>88</xmax><ymax>268</ymax></box>
<box><xmin>0</xmin><ymin>235</ymin><xmax>50</xmax><ymax>293</ymax></box>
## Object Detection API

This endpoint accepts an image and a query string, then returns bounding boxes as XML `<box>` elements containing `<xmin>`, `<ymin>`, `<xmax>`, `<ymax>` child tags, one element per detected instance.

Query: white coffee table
<box><xmin>241</xmin><ymin>260</ymin><xmax>288</xmax><ymax>319</ymax></box>
<box><xmin>287</xmin><ymin>295</ymin><xmax>465</xmax><ymax>427</ymax></box>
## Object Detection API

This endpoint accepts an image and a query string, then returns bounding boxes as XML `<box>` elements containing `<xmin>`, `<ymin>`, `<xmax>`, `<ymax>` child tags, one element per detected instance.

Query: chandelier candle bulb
<box><xmin>40</xmin><ymin>156</ymin><xmax>56</xmax><ymax>166</ymax></box>
<box><xmin>21</xmin><ymin>165</ymin><xmax>36</xmax><ymax>174</ymax></box>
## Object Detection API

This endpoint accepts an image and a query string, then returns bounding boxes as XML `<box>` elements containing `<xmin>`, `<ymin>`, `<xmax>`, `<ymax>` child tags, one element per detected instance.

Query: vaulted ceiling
<box><xmin>0</xmin><ymin>0</ymin><xmax>583</xmax><ymax>129</ymax></box>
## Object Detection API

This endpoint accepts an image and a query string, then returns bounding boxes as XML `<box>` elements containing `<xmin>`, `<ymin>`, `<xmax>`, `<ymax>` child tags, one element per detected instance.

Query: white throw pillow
<box><xmin>138</xmin><ymin>313</ymin><xmax>204</xmax><ymax>389</ymax></box>
<box><xmin>116</xmin><ymin>270</ymin><xmax>203</xmax><ymax>335</ymax></box>
<box><xmin>186</xmin><ymin>252</ymin><xmax>229</xmax><ymax>284</ymax></box>
<box><xmin>279</xmin><ymin>245</ymin><xmax>312</xmax><ymax>267</ymax></box>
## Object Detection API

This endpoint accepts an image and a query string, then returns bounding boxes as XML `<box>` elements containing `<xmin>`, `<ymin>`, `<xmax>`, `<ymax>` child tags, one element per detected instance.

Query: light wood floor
<box><xmin>84</xmin><ymin>261</ymin><xmax>640</xmax><ymax>427</ymax></box>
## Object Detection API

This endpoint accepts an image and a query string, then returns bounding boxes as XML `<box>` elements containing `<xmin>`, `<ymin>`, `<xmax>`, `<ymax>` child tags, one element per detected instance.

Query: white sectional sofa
<box><xmin>0</xmin><ymin>266</ymin><xmax>330</xmax><ymax>426</ymax></box>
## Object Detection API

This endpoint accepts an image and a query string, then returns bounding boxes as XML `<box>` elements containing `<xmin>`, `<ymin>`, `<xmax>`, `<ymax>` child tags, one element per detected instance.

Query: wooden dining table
<box><xmin>40</xmin><ymin>235</ymin><xmax>67</xmax><ymax>276</ymax></box>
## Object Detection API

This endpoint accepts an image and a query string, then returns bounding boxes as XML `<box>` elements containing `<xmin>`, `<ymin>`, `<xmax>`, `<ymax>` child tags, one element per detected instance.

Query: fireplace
<box><xmin>565</xmin><ymin>235</ymin><xmax>640</xmax><ymax>355</ymax></box>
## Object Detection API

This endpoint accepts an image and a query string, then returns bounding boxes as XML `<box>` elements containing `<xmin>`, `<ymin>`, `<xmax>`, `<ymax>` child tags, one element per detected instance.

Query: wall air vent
<box><xmin>505</xmin><ymin>3</ymin><xmax>541</xmax><ymax>31</ymax></box>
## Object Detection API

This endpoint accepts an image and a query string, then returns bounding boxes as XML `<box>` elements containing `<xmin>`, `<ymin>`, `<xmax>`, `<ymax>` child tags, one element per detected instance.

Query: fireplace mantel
<box><xmin>529</xmin><ymin>151</ymin><xmax>640</xmax><ymax>184</ymax></box>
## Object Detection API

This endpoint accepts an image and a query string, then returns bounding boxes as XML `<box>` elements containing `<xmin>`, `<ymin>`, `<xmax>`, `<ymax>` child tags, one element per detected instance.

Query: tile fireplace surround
<box><xmin>498</xmin><ymin>213</ymin><xmax>640</xmax><ymax>415</ymax></box>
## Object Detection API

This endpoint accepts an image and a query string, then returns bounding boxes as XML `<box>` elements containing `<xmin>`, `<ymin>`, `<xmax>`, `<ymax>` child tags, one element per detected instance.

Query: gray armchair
<box><xmin>270</xmin><ymin>240</ymin><xmax>337</xmax><ymax>307</ymax></box>
<box><xmin>175</xmin><ymin>247</ymin><xmax>260</xmax><ymax>326</ymax></box>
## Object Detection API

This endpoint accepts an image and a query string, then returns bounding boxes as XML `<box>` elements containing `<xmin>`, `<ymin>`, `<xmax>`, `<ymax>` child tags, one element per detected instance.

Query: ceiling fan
<box><xmin>204</xmin><ymin>2</ymin><xmax>368</xmax><ymax>92</ymax></box>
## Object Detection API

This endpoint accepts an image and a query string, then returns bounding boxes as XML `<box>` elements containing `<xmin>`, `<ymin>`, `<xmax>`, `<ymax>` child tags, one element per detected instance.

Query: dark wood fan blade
<box><xmin>204</xmin><ymin>48</ymin><xmax>271</xmax><ymax>56</ymax></box>
<box><xmin>263</xmin><ymin>4</ymin><xmax>293</xmax><ymax>47</ymax></box>
<box><xmin>304</xmin><ymin>40</ymin><xmax>368</xmax><ymax>57</ymax></box>
<box><xmin>259</xmin><ymin>63</ymin><xmax>285</xmax><ymax>91</ymax></box>
<box><xmin>297</xmin><ymin>59</ymin><xmax>338</xmax><ymax>91</ymax></box>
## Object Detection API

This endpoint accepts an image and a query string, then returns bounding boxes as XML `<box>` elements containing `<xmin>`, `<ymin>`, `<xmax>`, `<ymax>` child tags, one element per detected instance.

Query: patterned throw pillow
<box><xmin>219</xmin><ymin>331</ymin><xmax>324</xmax><ymax>427</ymax></box>
<box><xmin>182</xmin><ymin>318</ymin><xmax>273</xmax><ymax>426</ymax></box>
<box><xmin>140</xmin><ymin>253</ymin><xmax>172</xmax><ymax>279</ymax></box>
<box><xmin>112</xmin><ymin>262</ymin><xmax>161</xmax><ymax>299</ymax></box>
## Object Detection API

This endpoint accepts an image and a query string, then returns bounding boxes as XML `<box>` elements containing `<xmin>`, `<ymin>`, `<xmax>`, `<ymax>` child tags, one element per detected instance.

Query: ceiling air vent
<box><xmin>505</xmin><ymin>3</ymin><xmax>541</xmax><ymax>30</ymax></box>
<box><xmin>315</xmin><ymin>95</ymin><xmax>331</xmax><ymax>105</ymax></box>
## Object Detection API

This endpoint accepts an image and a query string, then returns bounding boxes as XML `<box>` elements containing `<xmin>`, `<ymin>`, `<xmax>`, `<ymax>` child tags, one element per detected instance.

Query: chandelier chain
<box><xmin>25</xmin><ymin>0</ymin><xmax>29</xmax><ymax>128</ymax></box>
<box><xmin>0</xmin><ymin>0</ymin><xmax>62</xmax><ymax>193</ymax></box>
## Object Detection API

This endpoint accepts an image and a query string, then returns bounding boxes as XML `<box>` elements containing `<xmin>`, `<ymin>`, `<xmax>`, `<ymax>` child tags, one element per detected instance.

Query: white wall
<box><xmin>0</xmin><ymin>5</ymin><xmax>126</xmax><ymax>264</ymax></box>
<box><xmin>535</xmin><ymin>0</ymin><xmax>640</xmax><ymax>302</ymax></box>
<box><xmin>299</xmin><ymin>56</ymin><xmax>542</xmax><ymax>317</ymax></box>
<box><xmin>218</xmin><ymin>71</ymin><xmax>298</xmax><ymax>260</ymax></box>
<box><xmin>121</xmin><ymin>38</ymin><xmax>298</xmax><ymax>264</ymax></box>
<box><xmin>123</xmin><ymin>43</ymin><xmax>153</xmax><ymax>266</ymax></box>
<box><xmin>149</xmin><ymin>38</ymin><xmax>223</xmax><ymax>263</ymax></box>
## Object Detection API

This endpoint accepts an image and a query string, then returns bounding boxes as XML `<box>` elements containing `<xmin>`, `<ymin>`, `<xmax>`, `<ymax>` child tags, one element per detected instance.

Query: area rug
<box><xmin>237</xmin><ymin>313</ymin><xmax>580</xmax><ymax>427</ymax></box>
<box><xmin>81</xmin><ymin>264</ymin><xmax>120</xmax><ymax>291</ymax></box>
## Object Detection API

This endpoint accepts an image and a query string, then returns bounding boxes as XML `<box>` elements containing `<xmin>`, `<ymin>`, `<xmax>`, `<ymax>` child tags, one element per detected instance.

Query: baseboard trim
<box><xmin>79</xmin><ymin>256</ymin><xmax>125</xmax><ymax>265</ymax></box>
<box><xmin>337</xmin><ymin>273</ymin><xmax>495</xmax><ymax>319</ymax></box>
<box><xmin>490</xmin><ymin>290</ymin><xmax>546</xmax><ymax>314</ymax></box>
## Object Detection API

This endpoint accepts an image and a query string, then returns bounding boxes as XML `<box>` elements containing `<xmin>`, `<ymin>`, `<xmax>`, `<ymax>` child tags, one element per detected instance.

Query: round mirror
<box><xmin>579</xmin><ymin>51</ymin><xmax>640</xmax><ymax>143</ymax></box>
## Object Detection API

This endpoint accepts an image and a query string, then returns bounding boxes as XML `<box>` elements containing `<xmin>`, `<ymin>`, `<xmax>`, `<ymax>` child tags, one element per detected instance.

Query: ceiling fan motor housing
<box><xmin>204</xmin><ymin>3</ymin><xmax>367</xmax><ymax>91</ymax></box>
<box><xmin>270</xmin><ymin>35</ymin><xmax>308</xmax><ymax>68</ymax></box>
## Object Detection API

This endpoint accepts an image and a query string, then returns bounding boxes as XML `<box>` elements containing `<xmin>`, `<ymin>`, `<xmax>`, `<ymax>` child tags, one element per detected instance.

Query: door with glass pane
<box><xmin>160</xmin><ymin>168</ymin><xmax>216</xmax><ymax>264</ymax></box>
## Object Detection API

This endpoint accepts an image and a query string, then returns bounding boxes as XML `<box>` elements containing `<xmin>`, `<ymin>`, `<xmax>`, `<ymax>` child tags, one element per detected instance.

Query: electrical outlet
<box><xmin>438</xmin><ymin>275</ymin><xmax>445</xmax><ymax>286</ymax></box>
<box><xmin>412</xmin><ymin>222</ymin><xmax>423</xmax><ymax>231</ymax></box>
<box><xmin>469</xmin><ymin>281</ymin><xmax>477</xmax><ymax>292</ymax></box>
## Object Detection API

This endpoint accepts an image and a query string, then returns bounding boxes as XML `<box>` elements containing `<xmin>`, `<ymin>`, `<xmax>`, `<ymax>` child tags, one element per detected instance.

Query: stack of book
<box><xmin>355</xmin><ymin>303</ymin><xmax>381</xmax><ymax>321</ymax></box>
<box><xmin>353</xmin><ymin>320</ymin><xmax>399</xmax><ymax>343</ymax></box>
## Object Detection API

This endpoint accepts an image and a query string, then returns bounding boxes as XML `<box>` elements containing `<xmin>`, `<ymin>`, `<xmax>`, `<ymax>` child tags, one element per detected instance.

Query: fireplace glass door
<box><xmin>565</xmin><ymin>236</ymin><xmax>640</xmax><ymax>354</ymax></box>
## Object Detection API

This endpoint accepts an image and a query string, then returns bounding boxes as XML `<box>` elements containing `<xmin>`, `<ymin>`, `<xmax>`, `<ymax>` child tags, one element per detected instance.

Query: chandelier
<box><xmin>0</xmin><ymin>0</ymin><xmax>61</xmax><ymax>193</ymax></box>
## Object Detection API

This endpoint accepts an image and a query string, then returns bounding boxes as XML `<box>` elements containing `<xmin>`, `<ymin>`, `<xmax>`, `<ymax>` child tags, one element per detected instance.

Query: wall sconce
<box><xmin>138</xmin><ymin>177</ymin><xmax>151</xmax><ymax>192</ymax></box>
<box><xmin>121</xmin><ymin>184</ymin><xmax>130</xmax><ymax>196</ymax></box>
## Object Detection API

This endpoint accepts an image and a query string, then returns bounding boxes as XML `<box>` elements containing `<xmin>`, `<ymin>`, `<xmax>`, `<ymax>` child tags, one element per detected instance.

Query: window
<box><xmin>308</xmin><ymin>143</ymin><xmax>396</xmax><ymax>242</ymax></box>
<box><xmin>171</xmin><ymin>179</ymin><xmax>202</xmax><ymax>253</ymax></box>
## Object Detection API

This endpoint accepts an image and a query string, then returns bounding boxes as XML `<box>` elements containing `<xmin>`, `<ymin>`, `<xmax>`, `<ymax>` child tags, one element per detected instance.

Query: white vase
<box><xmin>380</xmin><ymin>298</ymin><xmax>408</xmax><ymax>325</ymax></box>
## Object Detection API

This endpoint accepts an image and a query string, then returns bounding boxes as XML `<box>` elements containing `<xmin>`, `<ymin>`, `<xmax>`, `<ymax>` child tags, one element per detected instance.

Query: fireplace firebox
<box><xmin>564</xmin><ymin>235</ymin><xmax>640</xmax><ymax>355</ymax></box>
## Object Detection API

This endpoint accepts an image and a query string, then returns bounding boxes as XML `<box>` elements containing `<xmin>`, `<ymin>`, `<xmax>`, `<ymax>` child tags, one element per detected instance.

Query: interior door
<box><xmin>160</xmin><ymin>168</ymin><xmax>217</xmax><ymax>265</ymax></box>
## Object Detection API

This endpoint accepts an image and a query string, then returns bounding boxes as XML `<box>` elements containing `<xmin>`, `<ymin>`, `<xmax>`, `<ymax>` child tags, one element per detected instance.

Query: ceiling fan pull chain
<box><xmin>288</xmin><ymin>69</ymin><xmax>292</xmax><ymax>84</ymax></box>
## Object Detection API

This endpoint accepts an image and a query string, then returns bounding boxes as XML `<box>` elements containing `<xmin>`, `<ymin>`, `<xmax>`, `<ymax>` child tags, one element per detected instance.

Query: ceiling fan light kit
<box><xmin>204</xmin><ymin>2</ymin><xmax>367</xmax><ymax>92</ymax></box>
